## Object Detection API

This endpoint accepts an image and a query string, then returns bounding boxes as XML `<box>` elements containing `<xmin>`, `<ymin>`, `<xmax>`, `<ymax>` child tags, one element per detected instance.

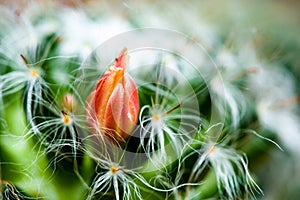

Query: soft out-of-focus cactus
<box><xmin>1</xmin><ymin>1</ymin><xmax>299</xmax><ymax>200</ymax></box>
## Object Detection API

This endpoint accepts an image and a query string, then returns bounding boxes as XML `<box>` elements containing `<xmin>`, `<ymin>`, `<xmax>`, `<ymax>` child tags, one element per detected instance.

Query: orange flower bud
<box><xmin>86</xmin><ymin>48</ymin><xmax>139</xmax><ymax>142</ymax></box>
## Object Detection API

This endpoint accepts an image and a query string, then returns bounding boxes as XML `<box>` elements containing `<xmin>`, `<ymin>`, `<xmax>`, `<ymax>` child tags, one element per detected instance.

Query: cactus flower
<box><xmin>86</xmin><ymin>48</ymin><xmax>139</xmax><ymax>142</ymax></box>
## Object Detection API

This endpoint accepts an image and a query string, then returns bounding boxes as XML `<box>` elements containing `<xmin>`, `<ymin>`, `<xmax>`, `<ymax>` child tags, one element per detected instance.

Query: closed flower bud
<box><xmin>86</xmin><ymin>48</ymin><xmax>139</xmax><ymax>142</ymax></box>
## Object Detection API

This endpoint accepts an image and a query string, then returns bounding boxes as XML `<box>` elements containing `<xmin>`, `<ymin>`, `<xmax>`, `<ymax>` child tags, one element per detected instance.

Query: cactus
<box><xmin>1</xmin><ymin>1</ymin><xmax>300</xmax><ymax>200</ymax></box>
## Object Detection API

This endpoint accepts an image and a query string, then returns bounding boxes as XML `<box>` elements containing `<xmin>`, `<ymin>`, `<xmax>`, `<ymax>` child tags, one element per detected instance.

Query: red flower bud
<box><xmin>86</xmin><ymin>48</ymin><xmax>139</xmax><ymax>142</ymax></box>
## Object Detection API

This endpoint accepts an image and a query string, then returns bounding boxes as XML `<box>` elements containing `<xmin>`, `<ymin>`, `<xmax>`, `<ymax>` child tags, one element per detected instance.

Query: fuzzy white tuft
<box><xmin>189</xmin><ymin>142</ymin><xmax>263</xmax><ymax>199</ymax></box>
